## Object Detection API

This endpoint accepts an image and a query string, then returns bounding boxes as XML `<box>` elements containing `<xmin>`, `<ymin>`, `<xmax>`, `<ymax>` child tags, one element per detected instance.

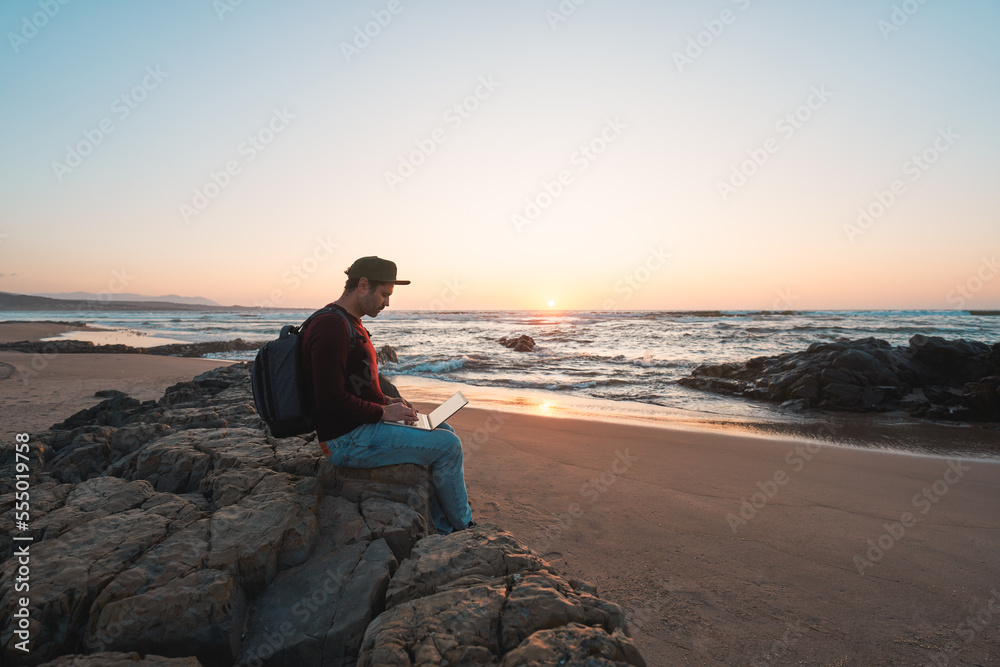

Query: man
<box><xmin>301</xmin><ymin>256</ymin><xmax>473</xmax><ymax>534</ymax></box>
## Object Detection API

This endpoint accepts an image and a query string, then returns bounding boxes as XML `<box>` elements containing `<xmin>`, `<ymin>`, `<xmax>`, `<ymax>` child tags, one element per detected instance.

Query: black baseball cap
<box><xmin>345</xmin><ymin>256</ymin><xmax>410</xmax><ymax>285</ymax></box>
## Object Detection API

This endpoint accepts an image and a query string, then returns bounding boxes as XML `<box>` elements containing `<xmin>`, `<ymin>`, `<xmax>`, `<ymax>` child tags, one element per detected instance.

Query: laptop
<box><xmin>387</xmin><ymin>391</ymin><xmax>468</xmax><ymax>430</ymax></box>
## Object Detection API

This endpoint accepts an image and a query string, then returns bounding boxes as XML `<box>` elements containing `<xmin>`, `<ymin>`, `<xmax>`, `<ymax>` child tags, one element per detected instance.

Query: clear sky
<box><xmin>1</xmin><ymin>0</ymin><xmax>998</xmax><ymax>310</ymax></box>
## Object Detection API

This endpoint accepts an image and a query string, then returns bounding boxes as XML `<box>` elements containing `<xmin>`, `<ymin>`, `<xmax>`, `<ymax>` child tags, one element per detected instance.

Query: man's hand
<box><xmin>386</xmin><ymin>396</ymin><xmax>416</xmax><ymax>410</ymax></box>
<box><xmin>382</xmin><ymin>401</ymin><xmax>417</xmax><ymax>424</ymax></box>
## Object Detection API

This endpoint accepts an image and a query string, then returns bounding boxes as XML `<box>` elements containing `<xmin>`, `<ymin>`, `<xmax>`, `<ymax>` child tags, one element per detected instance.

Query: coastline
<box><xmin>3</xmin><ymin>321</ymin><xmax>997</xmax><ymax>458</ymax></box>
<box><xmin>2</xmin><ymin>322</ymin><xmax>1000</xmax><ymax>663</ymax></box>
<box><xmin>0</xmin><ymin>323</ymin><xmax>235</xmax><ymax>442</ymax></box>
<box><xmin>0</xmin><ymin>320</ymin><xmax>112</xmax><ymax>344</ymax></box>
<box><xmin>391</xmin><ymin>375</ymin><xmax>1000</xmax><ymax>459</ymax></box>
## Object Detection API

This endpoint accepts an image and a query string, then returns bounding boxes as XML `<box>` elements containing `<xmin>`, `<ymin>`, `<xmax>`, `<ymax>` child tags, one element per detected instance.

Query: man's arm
<box><xmin>308</xmin><ymin>315</ymin><xmax>384</xmax><ymax>424</ymax></box>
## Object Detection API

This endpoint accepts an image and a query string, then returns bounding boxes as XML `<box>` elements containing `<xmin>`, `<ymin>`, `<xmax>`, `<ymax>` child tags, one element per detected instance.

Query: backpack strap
<box><xmin>330</xmin><ymin>309</ymin><xmax>373</xmax><ymax>396</ymax></box>
<box><xmin>295</xmin><ymin>306</ymin><xmax>336</xmax><ymax>335</ymax></box>
<box><xmin>299</xmin><ymin>306</ymin><xmax>371</xmax><ymax>397</ymax></box>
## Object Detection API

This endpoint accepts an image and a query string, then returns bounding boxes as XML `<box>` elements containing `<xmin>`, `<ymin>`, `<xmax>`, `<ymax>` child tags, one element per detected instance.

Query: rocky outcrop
<box><xmin>39</xmin><ymin>652</ymin><xmax>203</xmax><ymax>666</ymax></box>
<box><xmin>499</xmin><ymin>335</ymin><xmax>536</xmax><ymax>352</ymax></box>
<box><xmin>0</xmin><ymin>339</ymin><xmax>265</xmax><ymax>358</ymax></box>
<box><xmin>359</xmin><ymin>525</ymin><xmax>644</xmax><ymax>667</ymax></box>
<box><xmin>679</xmin><ymin>335</ymin><xmax>1000</xmax><ymax>422</ymax></box>
<box><xmin>0</xmin><ymin>363</ymin><xmax>642</xmax><ymax>666</ymax></box>
<box><xmin>374</xmin><ymin>344</ymin><xmax>398</xmax><ymax>365</ymax></box>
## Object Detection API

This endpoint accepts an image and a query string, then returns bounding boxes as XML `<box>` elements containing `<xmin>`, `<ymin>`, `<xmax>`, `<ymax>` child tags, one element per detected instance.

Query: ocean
<box><xmin>5</xmin><ymin>309</ymin><xmax>1000</xmax><ymax>428</ymax></box>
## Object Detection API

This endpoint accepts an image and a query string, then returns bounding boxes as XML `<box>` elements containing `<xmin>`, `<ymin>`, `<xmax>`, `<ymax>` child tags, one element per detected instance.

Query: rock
<box><xmin>47</xmin><ymin>427</ymin><xmax>118</xmax><ymax>483</ymax></box>
<box><xmin>359</xmin><ymin>497</ymin><xmax>427</xmax><ymax>561</ymax></box>
<box><xmin>0</xmin><ymin>480</ymin><xmax>73</xmax><ymax>558</ymax></box>
<box><xmin>51</xmin><ymin>395</ymin><xmax>143</xmax><ymax>430</ymax></box>
<box><xmin>94</xmin><ymin>389</ymin><xmax>128</xmax><ymax>399</ymax></box>
<box><xmin>319</xmin><ymin>462</ymin><xmax>435</xmax><ymax>534</ymax></box>
<box><xmin>924</xmin><ymin>385</ymin><xmax>962</xmax><ymax>407</ymax></box>
<box><xmin>316</xmin><ymin>495</ymin><xmax>372</xmax><ymax>551</ymax></box>
<box><xmin>679</xmin><ymin>336</ymin><xmax>1000</xmax><ymax>422</ymax></box>
<box><xmin>501</xmin><ymin>622</ymin><xmax>646</xmax><ymax>667</ymax></box>
<box><xmin>39</xmin><ymin>652</ymin><xmax>204</xmax><ymax>666</ymax></box>
<box><xmin>499</xmin><ymin>335</ymin><xmax>536</xmax><ymax>352</ymax></box>
<box><xmin>360</xmin><ymin>581</ymin><xmax>507</xmax><ymax>666</ymax></box>
<box><xmin>375</xmin><ymin>344</ymin><xmax>398</xmax><ymax>364</ymax></box>
<box><xmin>237</xmin><ymin>539</ymin><xmax>396</xmax><ymax>667</ymax></box>
<box><xmin>86</xmin><ymin>518</ymin><xmax>212</xmax><ymax>629</ymax></box>
<box><xmin>359</xmin><ymin>524</ymin><xmax>640</xmax><ymax>666</ymax></box>
<box><xmin>0</xmin><ymin>362</ymin><xmax>647</xmax><ymax>667</ymax></box>
<box><xmin>962</xmin><ymin>376</ymin><xmax>1000</xmax><ymax>421</ymax></box>
<box><xmin>29</xmin><ymin>477</ymin><xmax>158</xmax><ymax>543</ymax></box>
<box><xmin>907</xmin><ymin>334</ymin><xmax>991</xmax><ymax>384</ymax></box>
<box><xmin>499</xmin><ymin>572</ymin><xmax>629</xmax><ymax>651</ymax></box>
<box><xmin>0</xmin><ymin>509</ymin><xmax>175</xmax><ymax>664</ymax></box>
<box><xmin>206</xmin><ymin>476</ymin><xmax>319</xmax><ymax>595</ymax></box>
<box><xmin>924</xmin><ymin>405</ymin><xmax>976</xmax><ymax>422</ymax></box>
<box><xmin>110</xmin><ymin>423</ymin><xmax>172</xmax><ymax>459</ymax></box>
<box><xmin>0</xmin><ymin>338</ymin><xmax>265</xmax><ymax>359</ymax></box>
<box><xmin>385</xmin><ymin>524</ymin><xmax>548</xmax><ymax>608</ymax></box>
<box><xmin>89</xmin><ymin>569</ymin><xmax>246</xmax><ymax>665</ymax></box>
<box><xmin>126</xmin><ymin>430</ymin><xmax>214</xmax><ymax>494</ymax></box>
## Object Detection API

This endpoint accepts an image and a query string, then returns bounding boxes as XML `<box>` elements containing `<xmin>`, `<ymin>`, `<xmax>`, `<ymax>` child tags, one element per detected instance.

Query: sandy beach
<box><xmin>0</xmin><ymin>322</ymin><xmax>234</xmax><ymax>442</ymax></box>
<box><xmin>2</xmin><ymin>323</ymin><xmax>998</xmax><ymax>665</ymax></box>
<box><xmin>448</xmin><ymin>406</ymin><xmax>1000</xmax><ymax>665</ymax></box>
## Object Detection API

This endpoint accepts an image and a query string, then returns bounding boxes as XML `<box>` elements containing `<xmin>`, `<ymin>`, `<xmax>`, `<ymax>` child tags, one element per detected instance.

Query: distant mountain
<box><xmin>0</xmin><ymin>292</ymin><xmax>248</xmax><ymax>312</ymax></box>
<box><xmin>33</xmin><ymin>292</ymin><xmax>221</xmax><ymax>307</ymax></box>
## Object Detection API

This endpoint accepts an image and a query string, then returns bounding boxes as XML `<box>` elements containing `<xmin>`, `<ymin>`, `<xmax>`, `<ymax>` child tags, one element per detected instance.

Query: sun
<box><xmin>547</xmin><ymin>299</ymin><xmax>555</xmax><ymax>308</ymax></box>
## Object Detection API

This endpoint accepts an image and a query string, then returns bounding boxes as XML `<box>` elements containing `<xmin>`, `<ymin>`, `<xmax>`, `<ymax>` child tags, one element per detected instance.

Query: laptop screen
<box><xmin>428</xmin><ymin>392</ymin><xmax>469</xmax><ymax>429</ymax></box>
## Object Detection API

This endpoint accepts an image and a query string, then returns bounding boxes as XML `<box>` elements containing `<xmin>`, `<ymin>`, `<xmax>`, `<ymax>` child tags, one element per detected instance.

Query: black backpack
<box><xmin>251</xmin><ymin>307</ymin><xmax>362</xmax><ymax>438</ymax></box>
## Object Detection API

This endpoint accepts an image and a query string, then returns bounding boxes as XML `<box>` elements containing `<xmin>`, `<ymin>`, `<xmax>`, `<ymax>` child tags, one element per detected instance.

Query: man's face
<box><xmin>358</xmin><ymin>280</ymin><xmax>394</xmax><ymax>317</ymax></box>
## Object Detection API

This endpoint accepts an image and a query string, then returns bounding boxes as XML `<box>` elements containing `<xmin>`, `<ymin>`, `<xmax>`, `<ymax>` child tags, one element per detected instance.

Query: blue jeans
<box><xmin>323</xmin><ymin>421</ymin><xmax>473</xmax><ymax>534</ymax></box>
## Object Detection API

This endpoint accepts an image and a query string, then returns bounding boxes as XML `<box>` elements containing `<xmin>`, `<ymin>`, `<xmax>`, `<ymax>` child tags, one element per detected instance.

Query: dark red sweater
<box><xmin>300</xmin><ymin>303</ymin><xmax>385</xmax><ymax>441</ymax></box>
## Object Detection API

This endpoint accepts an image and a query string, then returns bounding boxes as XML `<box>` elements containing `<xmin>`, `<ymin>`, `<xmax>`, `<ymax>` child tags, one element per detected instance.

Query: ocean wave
<box><xmin>399</xmin><ymin>359</ymin><xmax>464</xmax><ymax>373</ymax></box>
<box><xmin>543</xmin><ymin>378</ymin><xmax>632</xmax><ymax>391</ymax></box>
<box><xmin>632</xmin><ymin>357</ymin><xmax>681</xmax><ymax>368</ymax></box>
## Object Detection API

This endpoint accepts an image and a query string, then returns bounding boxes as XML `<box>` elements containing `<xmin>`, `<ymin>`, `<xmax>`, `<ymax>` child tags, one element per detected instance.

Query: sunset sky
<box><xmin>1</xmin><ymin>0</ymin><xmax>998</xmax><ymax>310</ymax></box>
